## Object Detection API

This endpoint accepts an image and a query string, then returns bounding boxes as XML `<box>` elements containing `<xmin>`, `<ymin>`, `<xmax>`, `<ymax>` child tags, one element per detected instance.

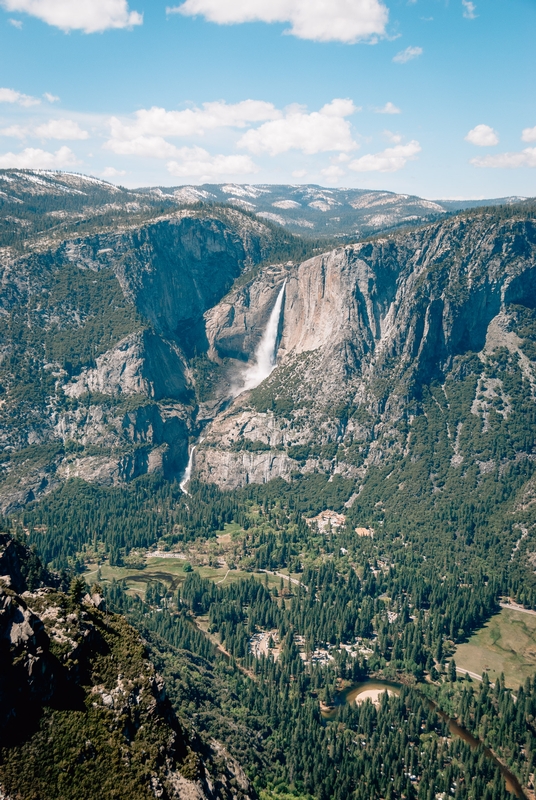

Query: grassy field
<box><xmin>454</xmin><ymin>607</ymin><xmax>536</xmax><ymax>689</ymax></box>
<box><xmin>85</xmin><ymin>556</ymin><xmax>284</xmax><ymax>599</ymax></box>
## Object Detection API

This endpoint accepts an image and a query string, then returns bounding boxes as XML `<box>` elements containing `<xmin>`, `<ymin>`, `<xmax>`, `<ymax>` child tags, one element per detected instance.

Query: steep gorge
<box><xmin>0</xmin><ymin>207</ymin><xmax>276</xmax><ymax>511</ymax></box>
<box><xmin>1</xmin><ymin>196</ymin><xmax>535</xmax><ymax>514</ymax></box>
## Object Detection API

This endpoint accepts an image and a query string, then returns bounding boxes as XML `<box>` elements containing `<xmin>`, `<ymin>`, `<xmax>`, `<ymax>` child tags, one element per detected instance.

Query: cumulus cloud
<box><xmin>521</xmin><ymin>126</ymin><xmax>536</xmax><ymax>143</ymax></box>
<box><xmin>34</xmin><ymin>119</ymin><xmax>89</xmax><ymax>140</ymax></box>
<box><xmin>8</xmin><ymin>17</ymin><xmax>22</xmax><ymax>26</ymax></box>
<box><xmin>321</xmin><ymin>164</ymin><xmax>345</xmax><ymax>180</ymax></box>
<box><xmin>104</xmin><ymin>134</ymin><xmax>180</xmax><ymax>159</ymax></box>
<box><xmin>238</xmin><ymin>99</ymin><xmax>358</xmax><ymax>156</ymax></box>
<box><xmin>167</xmin><ymin>146</ymin><xmax>258</xmax><ymax>182</ymax></box>
<box><xmin>349</xmin><ymin>140</ymin><xmax>421</xmax><ymax>172</ymax></box>
<box><xmin>0</xmin><ymin>0</ymin><xmax>142</xmax><ymax>33</ymax></box>
<box><xmin>383</xmin><ymin>130</ymin><xmax>402</xmax><ymax>144</ymax></box>
<box><xmin>0</xmin><ymin>86</ymin><xmax>40</xmax><ymax>106</ymax></box>
<box><xmin>393</xmin><ymin>46</ymin><xmax>422</xmax><ymax>64</ymax></box>
<box><xmin>168</xmin><ymin>0</ymin><xmax>389</xmax><ymax>43</ymax></box>
<box><xmin>374</xmin><ymin>102</ymin><xmax>401</xmax><ymax>114</ymax></box>
<box><xmin>0</xmin><ymin>124</ymin><xmax>27</xmax><ymax>138</ymax></box>
<box><xmin>0</xmin><ymin>145</ymin><xmax>77</xmax><ymax>168</ymax></box>
<box><xmin>107</xmin><ymin>100</ymin><xmax>281</xmax><ymax>146</ymax></box>
<box><xmin>465</xmin><ymin>124</ymin><xmax>498</xmax><ymax>147</ymax></box>
<box><xmin>462</xmin><ymin>1</ymin><xmax>477</xmax><ymax>19</ymax></box>
<box><xmin>44</xmin><ymin>92</ymin><xmax>60</xmax><ymax>103</ymax></box>
<box><xmin>471</xmin><ymin>148</ymin><xmax>536</xmax><ymax>169</ymax></box>
<box><xmin>102</xmin><ymin>166</ymin><xmax>126</xmax><ymax>178</ymax></box>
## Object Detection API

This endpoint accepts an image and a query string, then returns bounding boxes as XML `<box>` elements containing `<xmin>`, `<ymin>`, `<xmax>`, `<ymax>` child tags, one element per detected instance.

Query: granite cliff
<box><xmin>0</xmin><ymin>203</ymin><xmax>277</xmax><ymax>511</ymax></box>
<box><xmin>0</xmin><ymin>170</ymin><xmax>535</xmax><ymax>512</ymax></box>
<box><xmin>194</xmin><ymin>208</ymin><xmax>536</xmax><ymax>488</ymax></box>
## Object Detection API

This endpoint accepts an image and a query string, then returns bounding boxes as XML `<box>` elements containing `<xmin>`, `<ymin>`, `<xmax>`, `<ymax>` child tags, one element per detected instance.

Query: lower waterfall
<box><xmin>180</xmin><ymin>441</ymin><xmax>201</xmax><ymax>494</ymax></box>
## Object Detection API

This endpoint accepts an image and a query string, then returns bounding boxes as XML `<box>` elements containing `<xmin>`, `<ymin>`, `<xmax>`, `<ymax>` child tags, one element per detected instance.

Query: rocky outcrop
<box><xmin>0</xmin><ymin>534</ymin><xmax>256</xmax><ymax>800</ymax></box>
<box><xmin>64</xmin><ymin>330</ymin><xmax>192</xmax><ymax>402</ymax></box>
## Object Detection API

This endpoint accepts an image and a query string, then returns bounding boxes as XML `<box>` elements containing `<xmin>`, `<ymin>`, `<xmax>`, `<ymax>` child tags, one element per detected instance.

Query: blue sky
<box><xmin>0</xmin><ymin>0</ymin><xmax>534</xmax><ymax>198</ymax></box>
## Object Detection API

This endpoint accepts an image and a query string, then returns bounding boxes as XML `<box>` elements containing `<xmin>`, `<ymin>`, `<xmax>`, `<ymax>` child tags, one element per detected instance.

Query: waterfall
<box><xmin>180</xmin><ymin>443</ymin><xmax>198</xmax><ymax>494</ymax></box>
<box><xmin>237</xmin><ymin>280</ymin><xmax>286</xmax><ymax>395</ymax></box>
<box><xmin>180</xmin><ymin>281</ymin><xmax>286</xmax><ymax>492</ymax></box>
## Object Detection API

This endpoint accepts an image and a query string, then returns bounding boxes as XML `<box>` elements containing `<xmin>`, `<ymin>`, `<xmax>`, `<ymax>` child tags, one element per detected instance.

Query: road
<box><xmin>499</xmin><ymin>602</ymin><xmax>536</xmax><ymax>617</ymax></box>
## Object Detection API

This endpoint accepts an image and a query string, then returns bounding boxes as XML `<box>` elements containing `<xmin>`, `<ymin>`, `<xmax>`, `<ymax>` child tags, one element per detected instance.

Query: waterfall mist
<box><xmin>236</xmin><ymin>280</ymin><xmax>286</xmax><ymax>396</ymax></box>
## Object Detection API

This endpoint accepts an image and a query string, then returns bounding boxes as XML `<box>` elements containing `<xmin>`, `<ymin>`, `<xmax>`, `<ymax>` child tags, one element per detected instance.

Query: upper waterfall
<box><xmin>237</xmin><ymin>280</ymin><xmax>286</xmax><ymax>395</ymax></box>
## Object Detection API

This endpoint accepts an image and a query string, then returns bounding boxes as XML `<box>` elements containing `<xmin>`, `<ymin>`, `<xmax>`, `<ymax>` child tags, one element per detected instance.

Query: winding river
<box><xmin>323</xmin><ymin>679</ymin><xmax>527</xmax><ymax>799</ymax></box>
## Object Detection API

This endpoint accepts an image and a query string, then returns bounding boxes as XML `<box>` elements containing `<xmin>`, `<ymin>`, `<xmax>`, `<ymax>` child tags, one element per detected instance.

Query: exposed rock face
<box><xmin>1</xmin><ymin>193</ymin><xmax>536</xmax><ymax>503</ymax></box>
<box><xmin>64</xmin><ymin>330</ymin><xmax>191</xmax><ymax>402</ymax></box>
<box><xmin>194</xmin><ymin>213</ymin><xmax>536</xmax><ymax>488</ymax></box>
<box><xmin>113</xmin><ymin>214</ymin><xmax>264</xmax><ymax>346</ymax></box>
<box><xmin>0</xmin><ymin>207</ymin><xmax>273</xmax><ymax>510</ymax></box>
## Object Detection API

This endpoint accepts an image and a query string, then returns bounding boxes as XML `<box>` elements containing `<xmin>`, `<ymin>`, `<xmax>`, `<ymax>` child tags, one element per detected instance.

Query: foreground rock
<box><xmin>0</xmin><ymin>533</ymin><xmax>255</xmax><ymax>800</ymax></box>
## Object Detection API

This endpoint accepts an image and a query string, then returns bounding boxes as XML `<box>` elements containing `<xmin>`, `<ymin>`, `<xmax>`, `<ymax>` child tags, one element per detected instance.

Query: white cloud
<box><xmin>34</xmin><ymin>119</ymin><xmax>89</xmax><ymax>140</ymax></box>
<box><xmin>383</xmin><ymin>130</ymin><xmax>402</xmax><ymax>143</ymax></box>
<box><xmin>105</xmin><ymin>134</ymin><xmax>181</xmax><ymax>159</ymax></box>
<box><xmin>8</xmin><ymin>17</ymin><xmax>22</xmax><ymax>26</ymax></box>
<box><xmin>0</xmin><ymin>86</ymin><xmax>40</xmax><ymax>106</ymax></box>
<box><xmin>0</xmin><ymin>145</ymin><xmax>77</xmax><ymax>168</ymax></box>
<box><xmin>521</xmin><ymin>126</ymin><xmax>536</xmax><ymax>143</ymax></box>
<box><xmin>167</xmin><ymin>146</ymin><xmax>258</xmax><ymax>182</ymax></box>
<box><xmin>0</xmin><ymin>0</ymin><xmax>142</xmax><ymax>33</ymax></box>
<box><xmin>102</xmin><ymin>166</ymin><xmax>126</xmax><ymax>178</ymax></box>
<box><xmin>462</xmin><ymin>1</ymin><xmax>477</xmax><ymax>19</ymax></box>
<box><xmin>169</xmin><ymin>0</ymin><xmax>389</xmax><ymax>43</ymax></box>
<box><xmin>107</xmin><ymin>100</ymin><xmax>281</xmax><ymax>145</ymax></box>
<box><xmin>321</xmin><ymin>165</ymin><xmax>345</xmax><ymax>180</ymax></box>
<box><xmin>0</xmin><ymin>124</ymin><xmax>27</xmax><ymax>138</ymax></box>
<box><xmin>465</xmin><ymin>124</ymin><xmax>498</xmax><ymax>147</ymax></box>
<box><xmin>292</xmin><ymin>169</ymin><xmax>307</xmax><ymax>178</ymax></box>
<box><xmin>374</xmin><ymin>102</ymin><xmax>401</xmax><ymax>114</ymax></box>
<box><xmin>44</xmin><ymin>92</ymin><xmax>60</xmax><ymax>103</ymax></box>
<box><xmin>393</xmin><ymin>46</ymin><xmax>423</xmax><ymax>64</ymax></box>
<box><xmin>238</xmin><ymin>99</ymin><xmax>359</xmax><ymax>156</ymax></box>
<box><xmin>471</xmin><ymin>148</ymin><xmax>536</xmax><ymax>169</ymax></box>
<box><xmin>349</xmin><ymin>140</ymin><xmax>421</xmax><ymax>172</ymax></box>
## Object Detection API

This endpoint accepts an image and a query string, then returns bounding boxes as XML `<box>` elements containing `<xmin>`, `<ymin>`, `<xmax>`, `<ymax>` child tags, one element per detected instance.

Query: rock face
<box><xmin>1</xmin><ymin>185</ymin><xmax>535</xmax><ymax>505</ymax></box>
<box><xmin>194</xmin><ymin>211</ymin><xmax>536</xmax><ymax>488</ymax></box>
<box><xmin>0</xmin><ymin>206</ymin><xmax>273</xmax><ymax>510</ymax></box>
<box><xmin>0</xmin><ymin>533</ymin><xmax>255</xmax><ymax>800</ymax></box>
<box><xmin>64</xmin><ymin>330</ymin><xmax>191</xmax><ymax>402</ymax></box>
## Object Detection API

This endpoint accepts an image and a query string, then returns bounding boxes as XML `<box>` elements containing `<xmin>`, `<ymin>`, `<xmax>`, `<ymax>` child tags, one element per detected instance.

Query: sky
<box><xmin>0</xmin><ymin>0</ymin><xmax>534</xmax><ymax>199</ymax></box>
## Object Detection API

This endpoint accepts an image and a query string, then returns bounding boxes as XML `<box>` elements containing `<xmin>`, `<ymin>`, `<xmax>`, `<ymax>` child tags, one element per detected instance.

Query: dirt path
<box><xmin>500</xmin><ymin>602</ymin><xmax>536</xmax><ymax>617</ymax></box>
<box><xmin>259</xmin><ymin>569</ymin><xmax>308</xmax><ymax>591</ymax></box>
<box><xmin>190</xmin><ymin>616</ymin><xmax>257</xmax><ymax>681</ymax></box>
<box><xmin>216</xmin><ymin>569</ymin><xmax>230</xmax><ymax>585</ymax></box>
<box><xmin>456</xmin><ymin>667</ymin><xmax>489</xmax><ymax>683</ymax></box>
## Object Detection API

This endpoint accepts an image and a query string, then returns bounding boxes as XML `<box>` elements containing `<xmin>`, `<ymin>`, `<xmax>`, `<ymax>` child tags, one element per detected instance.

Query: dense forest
<box><xmin>102</xmin><ymin>574</ymin><xmax>535</xmax><ymax>800</ymax></box>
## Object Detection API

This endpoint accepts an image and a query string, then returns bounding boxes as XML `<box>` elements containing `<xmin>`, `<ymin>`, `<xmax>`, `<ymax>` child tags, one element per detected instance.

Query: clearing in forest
<box><xmin>454</xmin><ymin>607</ymin><xmax>536</xmax><ymax>689</ymax></box>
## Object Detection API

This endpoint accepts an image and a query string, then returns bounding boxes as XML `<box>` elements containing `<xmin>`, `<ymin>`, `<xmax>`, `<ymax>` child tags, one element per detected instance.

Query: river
<box><xmin>323</xmin><ymin>679</ymin><xmax>527</xmax><ymax>799</ymax></box>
